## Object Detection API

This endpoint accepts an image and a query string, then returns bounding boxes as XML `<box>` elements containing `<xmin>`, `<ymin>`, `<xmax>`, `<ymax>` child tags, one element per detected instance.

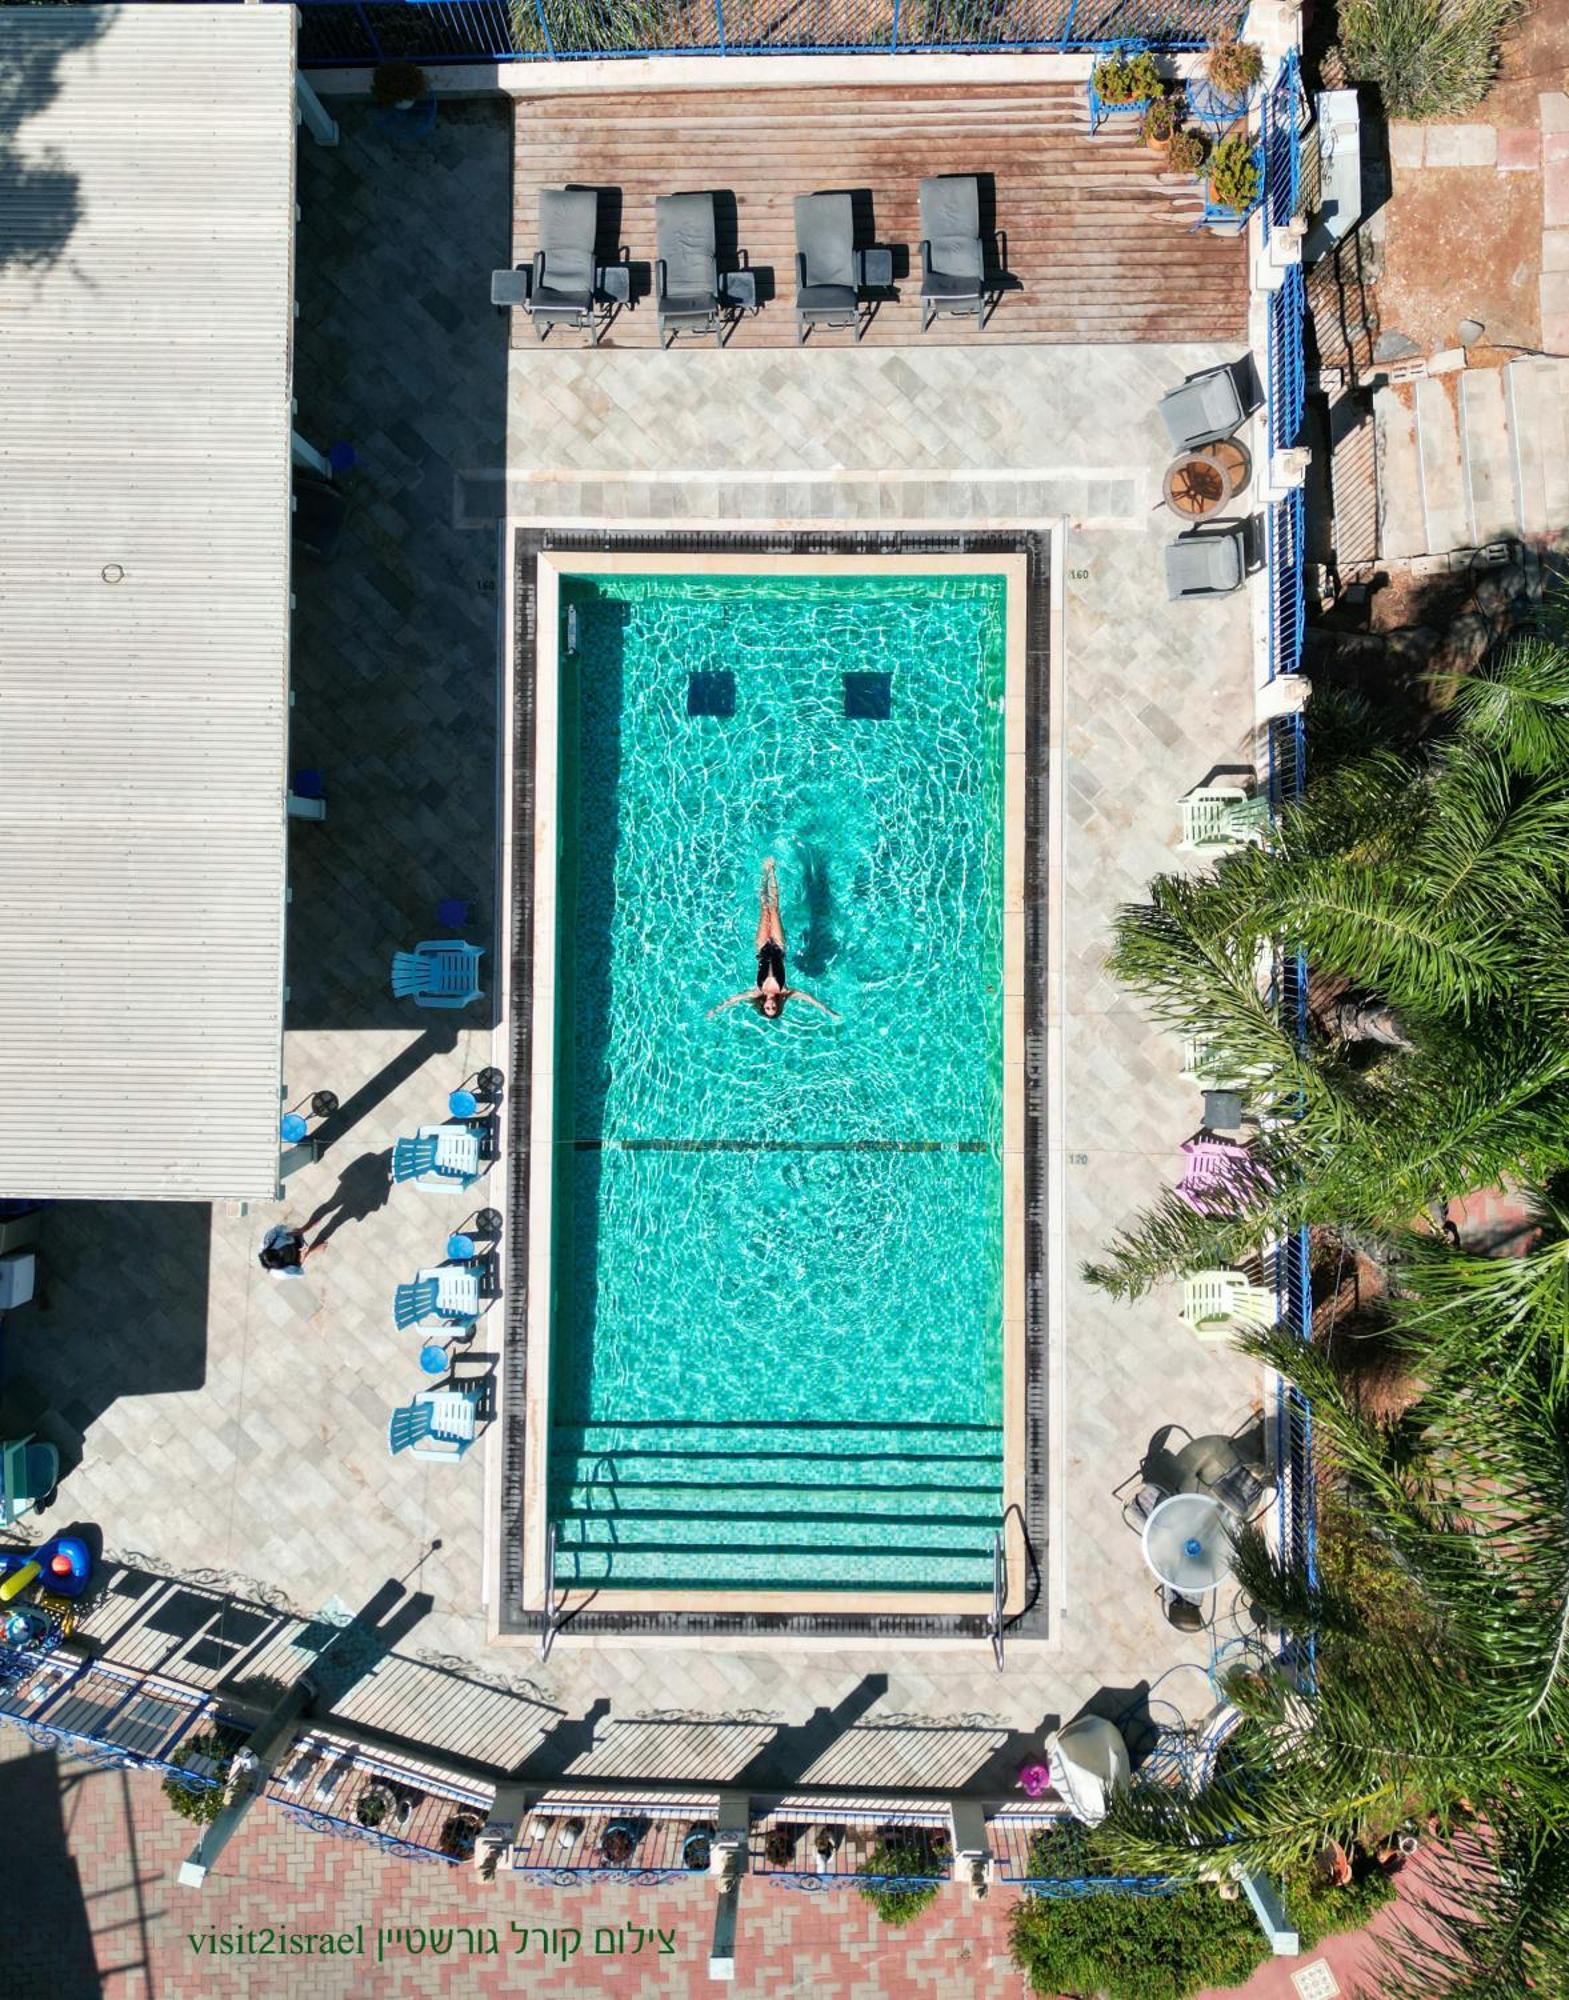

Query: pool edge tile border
<box><xmin>496</xmin><ymin>528</ymin><xmax>1051</xmax><ymax>1646</ymax></box>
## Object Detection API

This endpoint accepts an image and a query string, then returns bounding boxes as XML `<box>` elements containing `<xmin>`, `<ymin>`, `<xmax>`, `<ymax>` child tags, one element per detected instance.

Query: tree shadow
<box><xmin>0</xmin><ymin>6</ymin><xmax>115</xmax><ymax>282</ymax></box>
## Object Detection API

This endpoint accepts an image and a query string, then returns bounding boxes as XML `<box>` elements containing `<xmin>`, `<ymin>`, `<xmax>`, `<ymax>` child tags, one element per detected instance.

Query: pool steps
<box><xmin>549</xmin><ymin>1419</ymin><xmax>1004</xmax><ymax>1590</ymax></box>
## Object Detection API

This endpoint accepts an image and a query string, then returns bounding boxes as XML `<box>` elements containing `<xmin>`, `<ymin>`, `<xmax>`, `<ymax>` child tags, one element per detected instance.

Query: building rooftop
<box><xmin>0</xmin><ymin>3</ymin><xmax>296</xmax><ymax>1200</ymax></box>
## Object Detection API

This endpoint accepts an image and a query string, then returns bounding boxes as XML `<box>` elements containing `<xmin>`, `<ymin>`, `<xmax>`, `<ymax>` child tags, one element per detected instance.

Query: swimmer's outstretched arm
<box><xmin>786</xmin><ymin>988</ymin><xmax>838</xmax><ymax>1018</ymax></box>
<box><xmin>708</xmin><ymin>989</ymin><xmax>762</xmax><ymax>1018</ymax></box>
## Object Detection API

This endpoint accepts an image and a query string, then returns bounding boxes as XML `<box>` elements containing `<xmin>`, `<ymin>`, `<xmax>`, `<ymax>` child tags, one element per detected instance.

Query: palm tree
<box><xmin>1086</xmin><ymin>632</ymin><xmax>1569</xmax><ymax>1301</ymax></box>
<box><xmin>1088</xmin><ymin>619</ymin><xmax>1569</xmax><ymax>1993</ymax></box>
<box><xmin>1095</xmin><ymin>1315</ymin><xmax>1569</xmax><ymax>1992</ymax></box>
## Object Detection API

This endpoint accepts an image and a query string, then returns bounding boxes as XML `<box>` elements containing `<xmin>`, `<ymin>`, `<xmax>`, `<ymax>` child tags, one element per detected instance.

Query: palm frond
<box><xmin>1257</xmin><ymin>859</ymin><xmax>1513</xmax><ymax>1021</ymax></box>
<box><xmin>1421</xmin><ymin>747</ymin><xmax>1569</xmax><ymax>918</ymax></box>
<box><xmin>1227</xmin><ymin>1519</ymin><xmax>1365</xmax><ymax>1639</ymax></box>
<box><xmin>1389</xmin><ymin>1196</ymin><xmax>1569</xmax><ymax>1393</ymax></box>
<box><xmin>1439</xmin><ymin>632</ymin><xmax>1569</xmax><ymax>777</ymax></box>
<box><xmin>1360</xmin><ymin>1821</ymin><xmax>1569</xmax><ymax>2000</ymax></box>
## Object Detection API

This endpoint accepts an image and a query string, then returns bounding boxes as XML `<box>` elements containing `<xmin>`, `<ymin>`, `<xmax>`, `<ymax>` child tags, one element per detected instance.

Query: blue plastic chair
<box><xmin>391</xmin><ymin>1136</ymin><xmax>441</xmax><ymax>1185</ymax></box>
<box><xmin>0</xmin><ymin>1437</ymin><xmax>60</xmax><ymax>1528</ymax></box>
<box><xmin>391</xmin><ymin>1127</ymin><xmax>484</xmax><ymax>1193</ymax></box>
<box><xmin>393</xmin><ymin>1278</ymin><xmax>441</xmax><ymax>1331</ymax></box>
<box><xmin>390</xmin><ymin>941</ymin><xmax>484</xmax><ymax>1010</ymax></box>
<box><xmin>388</xmin><ymin>1386</ymin><xmax>481</xmax><ymax>1460</ymax></box>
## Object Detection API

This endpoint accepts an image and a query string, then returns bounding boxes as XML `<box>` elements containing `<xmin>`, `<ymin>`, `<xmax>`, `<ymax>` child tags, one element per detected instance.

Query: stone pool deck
<box><xmin>1</xmin><ymin>97</ymin><xmax>1263</xmax><ymax>1785</ymax></box>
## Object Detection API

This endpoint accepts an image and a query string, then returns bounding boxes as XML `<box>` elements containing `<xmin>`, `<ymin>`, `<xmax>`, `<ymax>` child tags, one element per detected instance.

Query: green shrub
<box><xmin>1168</xmin><ymin>128</ymin><xmax>1210</xmax><ymax>175</ymax></box>
<box><xmin>507</xmin><ymin>0</ymin><xmax>683</xmax><ymax>54</ymax></box>
<box><xmin>160</xmin><ymin>1731</ymin><xmax>240</xmax><ymax>1827</ymax></box>
<box><xmin>1205</xmin><ymin>33</ymin><xmax>1264</xmax><ymax>96</ymax></box>
<box><xmin>1206</xmin><ymin>133</ymin><xmax>1262</xmax><ymax>214</ymax></box>
<box><xmin>1290</xmin><ymin>1858</ymin><xmax>1399</xmax><ymax>1948</ymax></box>
<box><xmin>1339</xmin><ymin>0</ymin><xmax>1522</xmax><ymax>121</ymax></box>
<box><xmin>1093</xmin><ymin>51</ymin><xmax>1163</xmax><ymax>105</ymax></box>
<box><xmin>858</xmin><ymin>1833</ymin><xmax>946</xmax><ymax>1926</ymax></box>
<box><xmin>1142</xmin><ymin>93</ymin><xmax>1179</xmax><ymax>144</ymax></box>
<box><xmin>913</xmin><ymin>0</ymin><xmax>1001</xmax><ymax>43</ymax></box>
<box><xmin>1009</xmin><ymin>1880</ymin><xmax>1269</xmax><ymax>2000</ymax></box>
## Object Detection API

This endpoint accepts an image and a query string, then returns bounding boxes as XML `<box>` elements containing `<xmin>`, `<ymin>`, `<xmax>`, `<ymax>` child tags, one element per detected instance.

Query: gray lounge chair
<box><xmin>1159</xmin><ymin>365</ymin><xmax>1245</xmax><ymax>451</ymax></box>
<box><xmin>794</xmin><ymin>193</ymin><xmax>862</xmax><ymax>344</ymax></box>
<box><xmin>528</xmin><ymin>188</ymin><xmax>600</xmax><ymax>345</ymax></box>
<box><xmin>919</xmin><ymin>176</ymin><xmax>988</xmax><ymax>332</ymax></box>
<box><xmin>1165</xmin><ymin>524</ymin><xmax>1247</xmax><ymax>601</ymax></box>
<box><xmin>656</xmin><ymin>192</ymin><xmax>723</xmax><ymax>348</ymax></box>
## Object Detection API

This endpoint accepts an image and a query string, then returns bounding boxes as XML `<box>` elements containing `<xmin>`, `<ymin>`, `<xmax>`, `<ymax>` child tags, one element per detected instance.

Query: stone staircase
<box><xmin>1373</xmin><ymin>357</ymin><xmax>1569</xmax><ymax>559</ymax></box>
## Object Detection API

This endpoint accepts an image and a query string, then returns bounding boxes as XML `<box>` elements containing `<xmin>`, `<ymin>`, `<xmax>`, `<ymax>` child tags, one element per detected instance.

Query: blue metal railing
<box><xmin>0</xmin><ymin>1652</ymin><xmax>234</xmax><ymax>1789</ymax></box>
<box><xmin>279</xmin><ymin>0</ymin><xmax>1245</xmax><ymax>64</ymax></box>
<box><xmin>1273</xmin><ymin>1226</ymin><xmax>1318</xmax><ymax>1657</ymax></box>
<box><xmin>1266</xmin><ymin>485</ymin><xmax>1306</xmax><ymax>681</ymax></box>
<box><xmin>1260</xmin><ymin>50</ymin><xmax>1301</xmax><ymax>245</ymax></box>
<box><xmin>1267</xmin><ymin>262</ymin><xmax>1306</xmax><ymax>455</ymax></box>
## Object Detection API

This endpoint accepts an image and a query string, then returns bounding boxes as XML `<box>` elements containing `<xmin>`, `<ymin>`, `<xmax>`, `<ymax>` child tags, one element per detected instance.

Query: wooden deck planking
<box><xmin>511</xmin><ymin>82</ymin><xmax>1248</xmax><ymax>349</ymax></box>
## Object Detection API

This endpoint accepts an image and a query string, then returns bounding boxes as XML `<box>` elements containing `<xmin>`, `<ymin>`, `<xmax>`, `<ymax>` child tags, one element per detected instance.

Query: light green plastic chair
<box><xmin>1181</xmin><ymin>1270</ymin><xmax>1277</xmax><ymax>1343</ymax></box>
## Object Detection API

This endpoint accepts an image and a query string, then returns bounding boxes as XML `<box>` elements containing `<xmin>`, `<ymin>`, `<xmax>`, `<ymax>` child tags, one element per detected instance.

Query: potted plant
<box><xmin>1141</xmin><ymin>93</ymin><xmax>1179</xmax><ymax>154</ymax></box>
<box><xmin>1091</xmin><ymin>49</ymin><xmax>1162</xmax><ymax>107</ymax></box>
<box><xmin>370</xmin><ymin>60</ymin><xmax>429</xmax><ymax>112</ymax></box>
<box><xmin>356</xmin><ymin>1784</ymin><xmax>395</xmax><ymax>1829</ymax></box>
<box><xmin>601</xmin><ymin>1820</ymin><xmax>640</xmax><ymax>1866</ymax></box>
<box><xmin>558</xmin><ymin>1815</ymin><xmax>585</xmax><ymax>1848</ymax></box>
<box><xmin>765</xmin><ymin>1825</ymin><xmax>800</xmax><ymax>1866</ymax></box>
<box><xmin>813</xmin><ymin>1825</ymin><xmax>843</xmax><ymax>1871</ymax></box>
<box><xmin>1206</xmin><ymin>132</ymin><xmax>1261</xmax><ymax>216</ymax></box>
<box><xmin>1204</xmin><ymin>33</ymin><xmax>1264</xmax><ymax>100</ymax></box>
<box><xmin>440</xmin><ymin>1811</ymin><xmax>484</xmax><ymax>1859</ymax></box>
<box><xmin>1168</xmin><ymin>128</ymin><xmax>1210</xmax><ymax>176</ymax></box>
<box><xmin>858</xmin><ymin>1830</ymin><xmax>944</xmax><ymax>1927</ymax></box>
<box><xmin>160</xmin><ymin>1730</ymin><xmax>242</xmax><ymax>1828</ymax></box>
<box><xmin>683</xmin><ymin>1823</ymin><xmax>715</xmax><ymax>1872</ymax></box>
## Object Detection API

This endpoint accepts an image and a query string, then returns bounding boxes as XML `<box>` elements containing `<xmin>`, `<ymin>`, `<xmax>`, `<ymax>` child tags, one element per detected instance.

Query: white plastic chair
<box><xmin>1180</xmin><ymin>1269</ymin><xmax>1277</xmax><ymax>1342</ymax></box>
<box><xmin>1179</xmin><ymin>787</ymin><xmax>1272</xmax><ymax>852</ymax></box>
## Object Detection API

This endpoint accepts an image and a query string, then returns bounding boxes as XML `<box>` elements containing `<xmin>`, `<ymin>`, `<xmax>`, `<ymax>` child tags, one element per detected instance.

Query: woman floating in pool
<box><xmin>708</xmin><ymin>858</ymin><xmax>837</xmax><ymax>1022</ymax></box>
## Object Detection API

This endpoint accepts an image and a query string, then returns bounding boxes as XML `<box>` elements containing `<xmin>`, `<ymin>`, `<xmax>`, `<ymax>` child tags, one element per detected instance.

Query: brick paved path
<box><xmin>0</xmin><ymin>1743</ymin><xmax>1030</xmax><ymax>2000</ymax></box>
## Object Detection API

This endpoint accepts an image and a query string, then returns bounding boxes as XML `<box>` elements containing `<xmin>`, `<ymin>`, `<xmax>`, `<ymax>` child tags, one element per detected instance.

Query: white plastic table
<box><xmin>1141</xmin><ymin>1492</ymin><xmax>1232</xmax><ymax>1593</ymax></box>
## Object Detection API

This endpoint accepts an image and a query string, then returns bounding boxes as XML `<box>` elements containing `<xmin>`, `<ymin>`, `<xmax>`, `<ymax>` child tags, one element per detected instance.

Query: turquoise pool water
<box><xmin>547</xmin><ymin>570</ymin><xmax>1008</xmax><ymax>1591</ymax></box>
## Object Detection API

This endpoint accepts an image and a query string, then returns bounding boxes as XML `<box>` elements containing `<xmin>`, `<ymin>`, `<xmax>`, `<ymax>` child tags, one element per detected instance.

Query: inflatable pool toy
<box><xmin>0</xmin><ymin>1560</ymin><xmax>40</xmax><ymax>1605</ymax></box>
<box><xmin>36</xmin><ymin>1535</ymin><xmax>92</xmax><ymax>1599</ymax></box>
<box><xmin>4</xmin><ymin>1607</ymin><xmax>47</xmax><ymax>1647</ymax></box>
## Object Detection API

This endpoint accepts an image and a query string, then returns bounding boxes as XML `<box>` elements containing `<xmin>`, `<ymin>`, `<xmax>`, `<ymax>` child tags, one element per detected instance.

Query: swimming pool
<box><xmin>524</xmin><ymin>554</ymin><xmax>1026</xmax><ymax>1608</ymax></box>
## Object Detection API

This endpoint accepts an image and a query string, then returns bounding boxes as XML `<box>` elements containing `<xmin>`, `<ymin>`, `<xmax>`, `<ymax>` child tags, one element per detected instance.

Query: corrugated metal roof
<box><xmin>0</xmin><ymin>4</ymin><xmax>295</xmax><ymax>1201</ymax></box>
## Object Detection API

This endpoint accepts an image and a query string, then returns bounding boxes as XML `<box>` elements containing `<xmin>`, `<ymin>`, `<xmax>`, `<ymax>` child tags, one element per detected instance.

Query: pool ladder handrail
<box><xmin>986</xmin><ymin>1529</ymin><xmax>1006</xmax><ymax>1673</ymax></box>
<box><xmin>540</xmin><ymin>1521</ymin><xmax>568</xmax><ymax>1663</ymax></box>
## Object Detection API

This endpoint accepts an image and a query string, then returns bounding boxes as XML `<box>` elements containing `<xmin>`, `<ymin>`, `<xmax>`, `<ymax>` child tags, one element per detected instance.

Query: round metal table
<box><xmin>1162</xmin><ymin>437</ymin><xmax>1252</xmax><ymax>519</ymax></box>
<box><xmin>1141</xmin><ymin>1492</ymin><xmax>1232</xmax><ymax>1593</ymax></box>
<box><xmin>1172</xmin><ymin>1433</ymin><xmax>1247</xmax><ymax>1495</ymax></box>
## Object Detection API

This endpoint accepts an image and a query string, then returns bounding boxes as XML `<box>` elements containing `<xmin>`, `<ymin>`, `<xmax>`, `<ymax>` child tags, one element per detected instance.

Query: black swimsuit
<box><xmin>757</xmin><ymin>940</ymin><xmax>786</xmax><ymax>990</ymax></box>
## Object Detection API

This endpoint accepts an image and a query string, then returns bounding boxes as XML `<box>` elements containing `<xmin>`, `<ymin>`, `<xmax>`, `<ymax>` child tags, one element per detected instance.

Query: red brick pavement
<box><xmin>3</xmin><ymin>1750</ymin><xmax>1032</xmax><ymax>2000</ymax></box>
